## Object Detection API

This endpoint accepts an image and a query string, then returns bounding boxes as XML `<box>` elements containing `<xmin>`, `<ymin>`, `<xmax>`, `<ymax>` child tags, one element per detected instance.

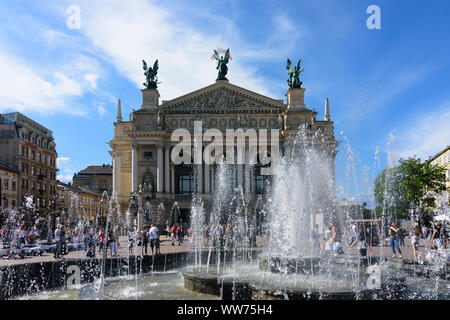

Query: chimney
<box><xmin>324</xmin><ymin>98</ymin><xmax>330</xmax><ymax>121</ymax></box>
<box><xmin>116</xmin><ymin>99</ymin><xmax>123</xmax><ymax>122</ymax></box>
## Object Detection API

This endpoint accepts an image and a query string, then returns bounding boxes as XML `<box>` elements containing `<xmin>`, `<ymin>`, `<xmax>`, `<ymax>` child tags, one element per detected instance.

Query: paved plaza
<box><xmin>0</xmin><ymin>235</ymin><xmax>441</xmax><ymax>267</ymax></box>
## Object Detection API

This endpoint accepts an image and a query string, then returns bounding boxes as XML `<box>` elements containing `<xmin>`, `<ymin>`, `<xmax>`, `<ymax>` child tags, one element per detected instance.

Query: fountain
<box><xmin>181</xmin><ymin>127</ymin><xmax>449</xmax><ymax>300</ymax></box>
<box><xmin>2</xmin><ymin>127</ymin><xmax>449</xmax><ymax>300</ymax></box>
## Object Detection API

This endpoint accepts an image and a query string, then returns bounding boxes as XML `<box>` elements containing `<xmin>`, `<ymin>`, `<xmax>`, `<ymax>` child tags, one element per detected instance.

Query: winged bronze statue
<box><xmin>143</xmin><ymin>59</ymin><xmax>159</xmax><ymax>89</ymax></box>
<box><xmin>213</xmin><ymin>49</ymin><xmax>231</xmax><ymax>80</ymax></box>
<box><xmin>286</xmin><ymin>58</ymin><xmax>304</xmax><ymax>89</ymax></box>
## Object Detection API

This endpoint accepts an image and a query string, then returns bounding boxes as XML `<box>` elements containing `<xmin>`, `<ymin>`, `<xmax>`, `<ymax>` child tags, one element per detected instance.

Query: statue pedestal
<box><xmin>286</xmin><ymin>88</ymin><xmax>306</xmax><ymax>110</ymax></box>
<box><xmin>141</xmin><ymin>89</ymin><xmax>160</xmax><ymax>110</ymax></box>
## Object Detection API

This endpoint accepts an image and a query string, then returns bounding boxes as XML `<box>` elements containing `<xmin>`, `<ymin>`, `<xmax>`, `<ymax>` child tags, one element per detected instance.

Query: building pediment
<box><xmin>160</xmin><ymin>80</ymin><xmax>286</xmax><ymax>114</ymax></box>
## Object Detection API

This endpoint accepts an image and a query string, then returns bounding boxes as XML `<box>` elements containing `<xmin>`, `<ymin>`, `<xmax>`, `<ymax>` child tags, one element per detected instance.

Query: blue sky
<box><xmin>0</xmin><ymin>0</ymin><xmax>449</xmax><ymax>206</ymax></box>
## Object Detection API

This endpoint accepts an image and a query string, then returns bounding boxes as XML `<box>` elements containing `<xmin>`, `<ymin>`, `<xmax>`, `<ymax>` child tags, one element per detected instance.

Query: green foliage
<box><xmin>374</xmin><ymin>156</ymin><xmax>447</xmax><ymax>220</ymax></box>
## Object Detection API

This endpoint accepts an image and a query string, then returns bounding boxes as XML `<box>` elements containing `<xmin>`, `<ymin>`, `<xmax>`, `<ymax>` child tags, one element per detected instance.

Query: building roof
<box><xmin>428</xmin><ymin>146</ymin><xmax>450</xmax><ymax>162</ymax></box>
<box><xmin>75</xmin><ymin>164</ymin><xmax>113</xmax><ymax>176</ymax></box>
<box><xmin>2</xmin><ymin>112</ymin><xmax>53</xmax><ymax>138</ymax></box>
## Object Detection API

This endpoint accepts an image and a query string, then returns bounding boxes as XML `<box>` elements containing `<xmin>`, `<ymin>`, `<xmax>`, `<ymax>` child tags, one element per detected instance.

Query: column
<box><xmin>131</xmin><ymin>144</ymin><xmax>138</xmax><ymax>193</ymax></box>
<box><xmin>237</xmin><ymin>163</ymin><xmax>243</xmax><ymax>192</ymax></box>
<box><xmin>157</xmin><ymin>145</ymin><xmax>163</xmax><ymax>193</ymax></box>
<box><xmin>113</xmin><ymin>152</ymin><xmax>121</xmax><ymax>195</ymax></box>
<box><xmin>197</xmin><ymin>163</ymin><xmax>203</xmax><ymax>194</ymax></box>
<box><xmin>117</xmin><ymin>154</ymin><xmax>121</xmax><ymax>195</ymax></box>
<box><xmin>210</xmin><ymin>165</ymin><xmax>215</xmax><ymax>194</ymax></box>
<box><xmin>204</xmin><ymin>163</ymin><xmax>210</xmax><ymax>193</ymax></box>
<box><xmin>244</xmin><ymin>147</ymin><xmax>249</xmax><ymax>194</ymax></box>
<box><xmin>171</xmin><ymin>167</ymin><xmax>175</xmax><ymax>194</ymax></box>
<box><xmin>164</xmin><ymin>147</ymin><xmax>170</xmax><ymax>193</ymax></box>
<box><xmin>112</xmin><ymin>157</ymin><xmax>116</xmax><ymax>194</ymax></box>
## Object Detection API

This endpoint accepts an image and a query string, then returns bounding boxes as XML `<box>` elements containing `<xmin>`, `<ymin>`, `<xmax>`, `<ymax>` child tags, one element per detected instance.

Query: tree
<box><xmin>374</xmin><ymin>156</ymin><xmax>446</xmax><ymax>221</ymax></box>
<box><xmin>399</xmin><ymin>158</ymin><xmax>446</xmax><ymax>209</ymax></box>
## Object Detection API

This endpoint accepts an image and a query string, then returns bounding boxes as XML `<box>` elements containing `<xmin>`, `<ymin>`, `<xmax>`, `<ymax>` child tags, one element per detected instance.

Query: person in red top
<box><xmin>170</xmin><ymin>225</ymin><xmax>176</xmax><ymax>246</ymax></box>
<box><xmin>331</xmin><ymin>226</ymin><xmax>338</xmax><ymax>241</ymax></box>
<box><xmin>97</xmin><ymin>227</ymin><xmax>106</xmax><ymax>253</ymax></box>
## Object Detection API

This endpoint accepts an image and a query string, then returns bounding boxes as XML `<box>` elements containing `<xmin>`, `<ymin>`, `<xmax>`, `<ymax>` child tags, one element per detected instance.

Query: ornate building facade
<box><xmin>0</xmin><ymin>112</ymin><xmax>58</xmax><ymax>210</ymax></box>
<box><xmin>110</xmin><ymin>79</ymin><xmax>337</xmax><ymax>228</ymax></box>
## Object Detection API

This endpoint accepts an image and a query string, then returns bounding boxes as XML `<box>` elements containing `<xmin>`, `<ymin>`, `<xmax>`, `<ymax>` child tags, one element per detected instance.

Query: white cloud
<box><xmin>0</xmin><ymin>52</ymin><xmax>83</xmax><ymax>115</ymax></box>
<box><xmin>70</xmin><ymin>1</ymin><xmax>304</xmax><ymax>100</ymax></box>
<box><xmin>84</xmin><ymin>73</ymin><xmax>99</xmax><ymax>90</ymax></box>
<box><xmin>391</xmin><ymin>101</ymin><xmax>450</xmax><ymax>161</ymax></box>
<box><xmin>97</xmin><ymin>105</ymin><xmax>107</xmax><ymax>116</ymax></box>
<box><xmin>57</xmin><ymin>156</ymin><xmax>76</xmax><ymax>183</ymax></box>
<box><xmin>0</xmin><ymin>51</ymin><xmax>102</xmax><ymax>115</ymax></box>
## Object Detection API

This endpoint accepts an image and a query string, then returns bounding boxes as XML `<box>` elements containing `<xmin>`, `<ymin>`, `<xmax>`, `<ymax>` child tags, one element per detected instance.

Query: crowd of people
<box><xmin>317</xmin><ymin>220</ymin><xmax>449</xmax><ymax>265</ymax></box>
<box><xmin>1</xmin><ymin>216</ymin><xmax>448</xmax><ymax>265</ymax></box>
<box><xmin>0</xmin><ymin>226</ymin><xmax>40</xmax><ymax>247</ymax></box>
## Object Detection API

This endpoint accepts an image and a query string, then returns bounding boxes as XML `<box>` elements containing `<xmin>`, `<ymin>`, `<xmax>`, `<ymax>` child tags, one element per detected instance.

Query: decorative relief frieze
<box><xmin>163</xmin><ymin>89</ymin><xmax>284</xmax><ymax>113</ymax></box>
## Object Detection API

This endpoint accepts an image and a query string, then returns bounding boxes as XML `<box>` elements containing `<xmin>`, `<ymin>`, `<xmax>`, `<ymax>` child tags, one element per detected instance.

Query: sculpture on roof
<box><xmin>286</xmin><ymin>58</ymin><xmax>304</xmax><ymax>89</ymax></box>
<box><xmin>212</xmin><ymin>49</ymin><xmax>231</xmax><ymax>81</ymax></box>
<box><xmin>143</xmin><ymin>59</ymin><xmax>159</xmax><ymax>89</ymax></box>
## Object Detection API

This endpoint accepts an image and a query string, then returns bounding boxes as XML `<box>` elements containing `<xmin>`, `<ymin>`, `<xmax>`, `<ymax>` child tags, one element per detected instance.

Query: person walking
<box><xmin>150</xmin><ymin>224</ymin><xmax>160</xmax><ymax>255</ymax></box>
<box><xmin>82</xmin><ymin>228</ymin><xmax>90</xmax><ymax>253</ymax></box>
<box><xmin>54</xmin><ymin>224</ymin><xmax>65</xmax><ymax>259</ymax></box>
<box><xmin>142</xmin><ymin>228</ymin><xmax>149</xmax><ymax>255</ymax></box>
<box><xmin>107</xmin><ymin>228</ymin><xmax>118</xmax><ymax>258</ymax></box>
<box><xmin>97</xmin><ymin>227</ymin><xmax>106</xmax><ymax>253</ymax></box>
<box><xmin>128</xmin><ymin>230</ymin><xmax>135</xmax><ymax>255</ymax></box>
<box><xmin>166</xmin><ymin>224</ymin><xmax>170</xmax><ymax>239</ymax></box>
<box><xmin>176</xmin><ymin>225</ymin><xmax>183</xmax><ymax>246</ymax></box>
<box><xmin>432</xmin><ymin>224</ymin><xmax>448</xmax><ymax>251</ymax></box>
<box><xmin>170</xmin><ymin>224</ymin><xmax>176</xmax><ymax>246</ymax></box>
<box><xmin>389</xmin><ymin>221</ymin><xmax>402</xmax><ymax>258</ymax></box>
<box><xmin>201</xmin><ymin>224</ymin><xmax>210</xmax><ymax>247</ymax></box>
<box><xmin>411</xmin><ymin>226</ymin><xmax>421</xmax><ymax>260</ymax></box>
<box><xmin>398</xmin><ymin>226</ymin><xmax>406</xmax><ymax>247</ymax></box>
<box><xmin>350</xmin><ymin>225</ymin><xmax>368</xmax><ymax>266</ymax></box>
<box><xmin>18</xmin><ymin>227</ymin><xmax>25</xmax><ymax>248</ymax></box>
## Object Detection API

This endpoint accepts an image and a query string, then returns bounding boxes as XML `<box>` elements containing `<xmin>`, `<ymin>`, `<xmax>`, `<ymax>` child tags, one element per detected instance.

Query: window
<box><xmin>178</xmin><ymin>174</ymin><xmax>194</xmax><ymax>194</ymax></box>
<box><xmin>12</xmin><ymin>181</ymin><xmax>16</xmax><ymax>191</ymax></box>
<box><xmin>3</xmin><ymin>199</ymin><xmax>7</xmax><ymax>208</ymax></box>
<box><xmin>4</xmin><ymin>180</ymin><xmax>8</xmax><ymax>190</ymax></box>
<box><xmin>31</xmin><ymin>150</ymin><xmax>35</xmax><ymax>160</ymax></box>
<box><xmin>253</xmin><ymin>174</ymin><xmax>271</xmax><ymax>194</ymax></box>
<box><xmin>37</xmin><ymin>153</ymin><xmax>41</xmax><ymax>162</ymax></box>
<box><xmin>144</xmin><ymin>151</ymin><xmax>153</xmax><ymax>159</ymax></box>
